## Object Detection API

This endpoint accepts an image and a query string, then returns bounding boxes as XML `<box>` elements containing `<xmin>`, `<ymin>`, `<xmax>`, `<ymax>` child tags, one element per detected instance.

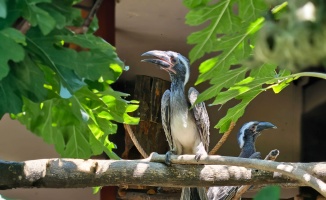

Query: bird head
<box><xmin>141</xmin><ymin>50</ymin><xmax>190</xmax><ymax>85</ymax></box>
<box><xmin>237</xmin><ymin>121</ymin><xmax>276</xmax><ymax>149</ymax></box>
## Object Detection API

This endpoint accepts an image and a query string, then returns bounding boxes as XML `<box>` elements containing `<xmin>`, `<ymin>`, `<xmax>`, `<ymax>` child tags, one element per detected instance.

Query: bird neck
<box><xmin>239</xmin><ymin>136</ymin><xmax>256</xmax><ymax>158</ymax></box>
<box><xmin>170</xmin><ymin>79</ymin><xmax>188</xmax><ymax>111</ymax></box>
<box><xmin>170</xmin><ymin>78</ymin><xmax>185</xmax><ymax>95</ymax></box>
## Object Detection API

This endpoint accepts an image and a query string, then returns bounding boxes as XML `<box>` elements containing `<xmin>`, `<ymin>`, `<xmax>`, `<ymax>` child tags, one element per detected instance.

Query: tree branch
<box><xmin>209</xmin><ymin>122</ymin><xmax>235</xmax><ymax>155</ymax></box>
<box><xmin>233</xmin><ymin>149</ymin><xmax>280</xmax><ymax>200</ymax></box>
<box><xmin>124</xmin><ymin>124</ymin><xmax>148</xmax><ymax>158</ymax></box>
<box><xmin>1</xmin><ymin>154</ymin><xmax>326</xmax><ymax>192</ymax></box>
<box><xmin>149</xmin><ymin>153</ymin><xmax>326</xmax><ymax>197</ymax></box>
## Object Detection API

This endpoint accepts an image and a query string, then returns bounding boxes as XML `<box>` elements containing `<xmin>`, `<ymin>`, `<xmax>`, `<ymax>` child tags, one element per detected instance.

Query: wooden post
<box><xmin>119</xmin><ymin>75</ymin><xmax>173</xmax><ymax>199</ymax></box>
<box><xmin>122</xmin><ymin>75</ymin><xmax>170</xmax><ymax>159</ymax></box>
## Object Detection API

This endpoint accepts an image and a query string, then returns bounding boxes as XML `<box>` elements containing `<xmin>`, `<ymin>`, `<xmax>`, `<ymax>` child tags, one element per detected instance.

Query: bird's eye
<box><xmin>170</xmin><ymin>56</ymin><xmax>177</xmax><ymax>63</ymax></box>
<box><xmin>250</xmin><ymin>125</ymin><xmax>256</xmax><ymax>131</ymax></box>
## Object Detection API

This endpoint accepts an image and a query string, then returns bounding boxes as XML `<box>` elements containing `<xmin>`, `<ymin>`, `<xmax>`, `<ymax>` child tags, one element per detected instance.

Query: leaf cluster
<box><xmin>1</xmin><ymin>0</ymin><xmax>139</xmax><ymax>159</ymax></box>
<box><xmin>184</xmin><ymin>0</ymin><xmax>292</xmax><ymax>132</ymax></box>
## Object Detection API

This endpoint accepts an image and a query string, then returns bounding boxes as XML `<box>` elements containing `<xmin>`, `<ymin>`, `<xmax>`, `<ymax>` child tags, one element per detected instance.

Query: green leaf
<box><xmin>0</xmin><ymin>1</ymin><xmax>23</xmax><ymax>29</ymax></box>
<box><xmin>93</xmin><ymin>186</ymin><xmax>102</xmax><ymax>194</ymax></box>
<box><xmin>186</xmin><ymin>0</ymin><xmax>242</xmax><ymax>63</ymax></box>
<box><xmin>0</xmin><ymin>0</ymin><xmax>7</xmax><ymax>18</ymax></box>
<box><xmin>183</xmin><ymin>0</ymin><xmax>209</xmax><ymax>9</ymax></box>
<box><xmin>14</xmin><ymin>86</ymin><xmax>139</xmax><ymax>158</ymax></box>
<box><xmin>215</xmin><ymin>89</ymin><xmax>262</xmax><ymax>132</ymax></box>
<box><xmin>0</xmin><ymin>54</ymin><xmax>49</xmax><ymax>117</ymax></box>
<box><xmin>254</xmin><ymin>186</ymin><xmax>280</xmax><ymax>200</ymax></box>
<box><xmin>184</xmin><ymin>1</ymin><xmax>295</xmax><ymax>132</ymax></box>
<box><xmin>195</xmin><ymin>17</ymin><xmax>265</xmax><ymax>85</ymax></box>
<box><xmin>0</xmin><ymin>78</ymin><xmax>23</xmax><ymax>116</ymax></box>
<box><xmin>238</xmin><ymin>0</ymin><xmax>267</xmax><ymax>21</ymax></box>
<box><xmin>27</xmin><ymin>29</ymin><xmax>123</xmax><ymax>86</ymax></box>
<box><xmin>196</xmin><ymin>66</ymin><xmax>247</xmax><ymax>104</ymax></box>
<box><xmin>38</xmin><ymin>1</ymin><xmax>81</xmax><ymax>29</ymax></box>
<box><xmin>27</xmin><ymin>0</ymin><xmax>52</xmax><ymax>3</ymax></box>
<box><xmin>12</xmin><ymin>56</ymin><xmax>48</xmax><ymax>102</ymax></box>
<box><xmin>22</xmin><ymin>1</ymin><xmax>57</xmax><ymax>35</ymax></box>
<box><xmin>59</xmin><ymin>34</ymin><xmax>124</xmax><ymax>81</ymax></box>
<box><xmin>0</xmin><ymin>27</ymin><xmax>26</xmax><ymax>45</ymax></box>
<box><xmin>211</xmin><ymin>77</ymin><xmax>274</xmax><ymax>105</ymax></box>
<box><xmin>31</xmin><ymin>6</ymin><xmax>56</xmax><ymax>35</ymax></box>
<box><xmin>0</xmin><ymin>0</ymin><xmax>139</xmax><ymax>161</ymax></box>
<box><xmin>0</xmin><ymin>28</ymin><xmax>25</xmax><ymax>80</ymax></box>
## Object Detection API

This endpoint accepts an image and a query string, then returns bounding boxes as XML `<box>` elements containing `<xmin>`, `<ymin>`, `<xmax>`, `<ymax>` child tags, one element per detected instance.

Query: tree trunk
<box><xmin>122</xmin><ymin>75</ymin><xmax>170</xmax><ymax>159</ymax></box>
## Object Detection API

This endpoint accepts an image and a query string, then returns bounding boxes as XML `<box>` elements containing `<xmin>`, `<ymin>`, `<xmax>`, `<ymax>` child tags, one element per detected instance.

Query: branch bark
<box><xmin>149</xmin><ymin>153</ymin><xmax>326</xmax><ymax>197</ymax></box>
<box><xmin>209</xmin><ymin>122</ymin><xmax>235</xmax><ymax>155</ymax></box>
<box><xmin>1</xmin><ymin>154</ymin><xmax>326</xmax><ymax>193</ymax></box>
<box><xmin>233</xmin><ymin>149</ymin><xmax>280</xmax><ymax>200</ymax></box>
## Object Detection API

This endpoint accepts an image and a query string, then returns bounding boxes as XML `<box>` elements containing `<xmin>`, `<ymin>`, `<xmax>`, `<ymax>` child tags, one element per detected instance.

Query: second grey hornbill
<box><xmin>207</xmin><ymin>121</ymin><xmax>277</xmax><ymax>200</ymax></box>
<box><xmin>141</xmin><ymin>50</ymin><xmax>210</xmax><ymax>200</ymax></box>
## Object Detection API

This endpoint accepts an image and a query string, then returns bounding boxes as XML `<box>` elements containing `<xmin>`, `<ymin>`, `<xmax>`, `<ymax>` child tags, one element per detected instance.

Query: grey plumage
<box><xmin>142</xmin><ymin>50</ymin><xmax>210</xmax><ymax>200</ymax></box>
<box><xmin>207</xmin><ymin>121</ymin><xmax>276</xmax><ymax>200</ymax></box>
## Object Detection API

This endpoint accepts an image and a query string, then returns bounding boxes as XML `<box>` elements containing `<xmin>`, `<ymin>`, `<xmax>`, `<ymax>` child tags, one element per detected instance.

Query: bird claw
<box><xmin>249</xmin><ymin>152</ymin><xmax>261</xmax><ymax>159</ymax></box>
<box><xmin>195</xmin><ymin>153</ymin><xmax>202</xmax><ymax>162</ymax></box>
<box><xmin>195</xmin><ymin>142</ymin><xmax>207</xmax><ymax>162</ymax></box>
<box><xmin>165</xmin><ymin>151</ymin><xmax>174</xmax><ymax>166</ymax></box>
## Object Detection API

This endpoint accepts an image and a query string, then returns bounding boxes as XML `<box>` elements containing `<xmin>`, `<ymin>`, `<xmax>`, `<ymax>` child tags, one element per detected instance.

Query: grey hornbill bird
<box><xmin>141</xmin><ymin>50</ymin><xmax>210</xmax><ymax>200</ymax></box>
<box><xmin>207</xmin><ymin>121</ymin><xmax>277</xmax><ymax>200</ymax></box>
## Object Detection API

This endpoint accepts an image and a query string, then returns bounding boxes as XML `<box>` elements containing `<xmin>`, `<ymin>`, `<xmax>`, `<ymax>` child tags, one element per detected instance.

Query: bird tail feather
<box><xmin>181</xmin><ymin>187</ymin><xmax>208</xmax><ymax>200</ymax></box>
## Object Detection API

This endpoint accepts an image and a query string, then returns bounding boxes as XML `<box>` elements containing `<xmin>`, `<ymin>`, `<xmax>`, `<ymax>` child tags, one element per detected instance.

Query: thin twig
<box><xmin>82</xmin><ymin>0</ymin><xmax>103</xmax><ymax>32</ymax></box>
<box><xmin>124</xmin><ymin>124</ymin><xmax>148</xmax><ymax>158</ymax></box>
<box><xmin>68</xmin><ymin>0</ymin><xmax>104</xmax><ymax>34</ymax></box>
<box><xmin>13</xmin><ymin>18</ymin><xmax>31</xmax><ymax>34</ymax></box>
<box><xmin>149</xmin><ymin>153</ymin><xmax>326</xmax><ymax>197</ymax></box>
<box><xmin>209</xmin><ymin>122</ymin><xmax>236</xmax><ymax>155</ymax></box>
<box><xmin>232</xmin><ymin>149</ymin><xmax>280</xmax><ymax>200</ymax></box>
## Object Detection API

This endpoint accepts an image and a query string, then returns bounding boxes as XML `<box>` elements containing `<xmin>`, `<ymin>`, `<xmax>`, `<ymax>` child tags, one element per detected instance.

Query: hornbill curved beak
<box><xmin>141</xmin><ymin>50</ymin><xmax>176</xmax><ymax>74</ymax></box>
<box><xmin>256</xmin><ymin>121</ymin><xmax>277</xmax><ymax>132</ymax></box>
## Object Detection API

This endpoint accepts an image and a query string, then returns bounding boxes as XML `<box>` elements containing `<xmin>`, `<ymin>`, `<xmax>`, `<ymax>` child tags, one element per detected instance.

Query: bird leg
<box><xmin>195</xmin><ymin>142</ymin><xmax>208</xmax><ymax>161</ymax></box>
<box><xmin>165</xmin><ymin>149</ymin><xmax>177</xmax><ymax>166</ymax></box>
<box><xmin>249</xmin><ymin>152</ymin><xmax>262</xmax><ymax>159</ymax></box>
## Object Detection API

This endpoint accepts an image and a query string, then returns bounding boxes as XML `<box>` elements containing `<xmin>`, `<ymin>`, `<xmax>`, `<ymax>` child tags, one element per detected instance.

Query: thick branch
<box><xmin>233</xmin><ymin>149</ymin><xmax>280</xmax><ymax>200</ymax></box>
<box><xmin>1</xmin><ymin>156</ymin><xmax>326</xmax><ymax>190</ymax></box>
<box><xmin>150</xmin><ymin>153</ymin><xmax>326</xmax><ymax>197</ymax></box>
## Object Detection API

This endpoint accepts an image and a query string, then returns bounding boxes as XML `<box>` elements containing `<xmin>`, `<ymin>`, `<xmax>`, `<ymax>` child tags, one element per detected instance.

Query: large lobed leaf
<box><xmin>14</xmin><ymin>87</ymin><xmax>139</xmax><ymax>159</ymax></box>
<box><xmin>184</xmin><ymin>0</ymin><xmax>291</xmax><ymax>132</ymax></box>
<box><xmin>1</xmin><ymin>0</ymin><xmax>139</xmax><ymax>159</ymax></box>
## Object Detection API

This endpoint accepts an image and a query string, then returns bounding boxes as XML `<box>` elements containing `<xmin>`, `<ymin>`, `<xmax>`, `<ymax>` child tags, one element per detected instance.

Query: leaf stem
<box><xmin>291</xmin><ymin>72</ymin><xmax>326</xmax><ymax>80</ymax></box>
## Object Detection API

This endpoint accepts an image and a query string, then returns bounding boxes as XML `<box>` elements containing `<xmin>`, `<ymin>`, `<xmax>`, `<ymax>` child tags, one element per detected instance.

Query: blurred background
<box><xmin>2</xmin><ymin>0</ymin><xmax>326</xmax><ymax>199</ymax></box>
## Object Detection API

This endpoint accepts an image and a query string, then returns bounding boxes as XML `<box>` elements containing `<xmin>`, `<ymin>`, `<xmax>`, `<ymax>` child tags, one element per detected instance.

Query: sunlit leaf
<box><xmin>186</xmin><ymin>0</ymin><xmax>291</xmax><ymax>132</ymax></box>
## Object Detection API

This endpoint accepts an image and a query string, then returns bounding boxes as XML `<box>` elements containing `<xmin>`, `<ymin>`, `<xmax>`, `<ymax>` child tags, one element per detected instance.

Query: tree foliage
<box><xmin>0</xmin><ymin>0</ymin><xmax>139</xmax><ymax>159</ymax></box>
<box><xmin>183</xmin><ymin>0</ymin><xmax>294</xmax><ymax>132</ymax></box>
<box><xmin>254</xmin><ymin>186</ymin><xmax>280</xmax><ymax>200</ymax></box>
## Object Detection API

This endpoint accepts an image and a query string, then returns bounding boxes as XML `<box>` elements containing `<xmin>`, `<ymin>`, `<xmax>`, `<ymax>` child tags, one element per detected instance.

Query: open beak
<box><xmin>141</xmin><ymin>50</ymin><xmax>176</xmax><ymax>73</ymax></box>
<box><xmin>256</xmin><ymin>121</ymin><xmax>277</xmax><ymax>132</ymax></box>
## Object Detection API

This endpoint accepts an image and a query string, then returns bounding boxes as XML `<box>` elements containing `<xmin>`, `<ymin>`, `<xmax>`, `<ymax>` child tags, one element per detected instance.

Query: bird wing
<box><xmin>161</xmin><ymin>90</ymin><xmax>174</xmax><ymax>150</ymax></box>
<box><xmin>188</xmin><ymin>87</ymin><xmax>210</xmax><ymax>152</ymax></box>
